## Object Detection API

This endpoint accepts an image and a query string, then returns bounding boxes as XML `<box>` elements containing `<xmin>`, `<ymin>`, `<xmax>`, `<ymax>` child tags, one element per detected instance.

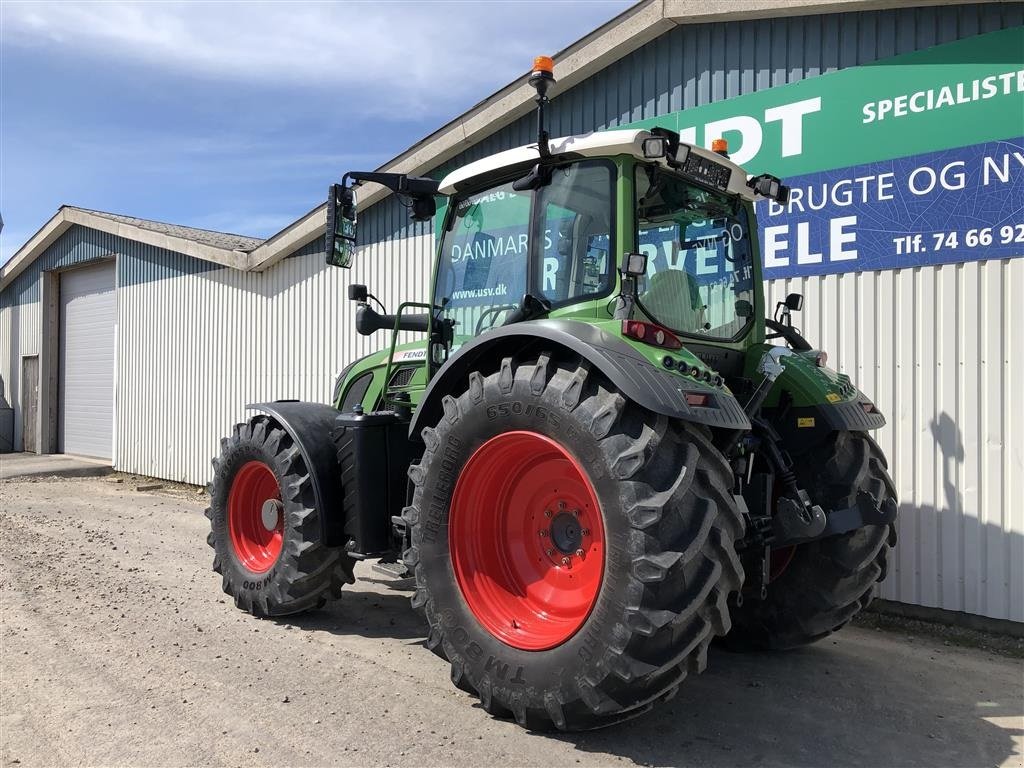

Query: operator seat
<box><xmin>640</xmin><ymin>269</ymin><xmax>705</xmax><ymax>333</ymax></box>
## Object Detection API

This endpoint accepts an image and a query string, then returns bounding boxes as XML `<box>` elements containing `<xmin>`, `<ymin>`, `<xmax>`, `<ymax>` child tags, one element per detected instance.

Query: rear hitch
<box><xmin>772</xmin><ymin>493</ymin><xmax>826</xmax><ymax>544</ymax></box>
<box><xmin>770</xmin><ymin>489</ymin><xmax>896</xmax><ymax>547</ymax></box>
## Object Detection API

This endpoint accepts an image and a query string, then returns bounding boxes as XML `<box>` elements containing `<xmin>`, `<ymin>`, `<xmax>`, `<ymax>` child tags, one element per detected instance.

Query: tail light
<box><xmin>622</xmin><ymin>320</ymin><xmax>683</xmax><ymax>350</ymax></box>
<box><xmin>684</xmin><ymin>392</ymin><xmax>711</xmax><ymax>407</ymax></box>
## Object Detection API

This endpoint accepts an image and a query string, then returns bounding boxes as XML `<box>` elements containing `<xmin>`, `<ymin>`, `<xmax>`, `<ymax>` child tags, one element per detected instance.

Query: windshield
<box><xmin>635</xmin><ymin>166</ymin><xmax>755</xmax><ymax>340</ymax></box>
<box><xmin>434</xmin><ymin>160</ymin><xmax>614</xmax><ymax>346</ymax></box>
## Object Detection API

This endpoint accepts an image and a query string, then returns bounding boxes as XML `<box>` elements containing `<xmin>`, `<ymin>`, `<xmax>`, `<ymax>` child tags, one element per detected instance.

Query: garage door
<box><xmin>60</xmin><ymin>261</ymin><xmax>116</xmax><ymax>459</ymax></box>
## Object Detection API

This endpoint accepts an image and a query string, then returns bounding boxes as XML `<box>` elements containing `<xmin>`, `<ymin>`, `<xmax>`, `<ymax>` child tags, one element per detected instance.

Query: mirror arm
<box><xmin>765</xmin><ymin>318</ymin><xmax>812</xmax><ymax>351</ymax></box>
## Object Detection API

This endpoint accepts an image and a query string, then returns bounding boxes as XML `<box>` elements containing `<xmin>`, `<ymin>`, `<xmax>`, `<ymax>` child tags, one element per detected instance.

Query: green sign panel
<box><xmin>626</xmin><ymin>26</ymin><xmax>1024</xmax><ymax>177</ymax></box>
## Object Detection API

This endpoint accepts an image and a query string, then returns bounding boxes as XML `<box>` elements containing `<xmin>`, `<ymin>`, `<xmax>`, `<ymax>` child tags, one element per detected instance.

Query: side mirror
<box><xmin>620</xmin><ymin>252</ymin><xmax>648</xmax><ymax>277</ymax></box>
<box><xmin>774</xmin><ymin>292</ymin><xmax>804</xmax><ymax>326</ymax></box>
<box><xmin>326</xmin><ymin>183</ymin><xmax>357</xmax><ymax>268</ymax></box>
<box><xmin>735</xmin><ymin>299</ymin><xmax>753</xmax><ymax>318</ymax></box>
<box><xmin>411</xmin><ymin>196</ymin><xmax>436</xmax><ymax>222</ymax></box>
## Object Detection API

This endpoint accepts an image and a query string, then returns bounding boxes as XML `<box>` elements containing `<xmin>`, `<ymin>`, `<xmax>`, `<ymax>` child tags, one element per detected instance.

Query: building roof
<box><xmin>1</xmin><ymin>0</ymin><xmax>971</xmax><ymax>292</ymax></box>
<box><xmin>77</xmin><ymin>208</ymin><xmax>264</xmax><ymax>252</ymax></box>
<box><xmin>1</xmin><ymin>206</ymin><xmax>257</xmax><ymax>289</ymax></box>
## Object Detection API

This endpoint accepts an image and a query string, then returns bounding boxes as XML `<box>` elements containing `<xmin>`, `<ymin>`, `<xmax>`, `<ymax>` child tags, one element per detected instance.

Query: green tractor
<box><xmin>206</xmin><ymin>58</ymin><xmax>897</xmax><ymax>731</ymax></box>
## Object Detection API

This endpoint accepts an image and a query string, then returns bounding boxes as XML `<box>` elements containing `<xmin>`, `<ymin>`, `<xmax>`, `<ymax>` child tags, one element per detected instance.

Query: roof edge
<box><xmin>1</xmin><ymin>207</ymin><xmax>251</xmax><ymax>292</ymax></box>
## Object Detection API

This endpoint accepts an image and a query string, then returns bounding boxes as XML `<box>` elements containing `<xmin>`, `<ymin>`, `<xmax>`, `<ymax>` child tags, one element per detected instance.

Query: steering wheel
<box><xmin>474</xmin><ymin>304</ymin><xmax>519</xmax><ymax>335</ymax></box>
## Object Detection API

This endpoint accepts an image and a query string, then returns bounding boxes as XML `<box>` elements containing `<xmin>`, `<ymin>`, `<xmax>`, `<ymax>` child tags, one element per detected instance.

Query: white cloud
<box><xmin>1</xmin><ymin>1</ymin><xmax>630</xmax><ymax>117</ymax></box>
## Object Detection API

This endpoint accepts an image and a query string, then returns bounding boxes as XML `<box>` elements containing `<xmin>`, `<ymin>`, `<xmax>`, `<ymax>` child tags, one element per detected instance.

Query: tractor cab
<box><xmin>326</xmin><ymin>103</ymin><xmax>791</xmax><ymax>407</ymax></box>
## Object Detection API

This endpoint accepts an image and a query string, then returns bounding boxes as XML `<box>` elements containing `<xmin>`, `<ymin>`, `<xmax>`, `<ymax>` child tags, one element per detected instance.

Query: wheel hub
<box><xmin>261</xmin><ymin>499</ymin><xmax>283</xmax><ymax>531</ymax></box>
<box><xmin>227</xmin><ymin>461</ymin><xmax>284</xmax><ymax>574</ymax></box>
<box><xmin>449</xmin><ymin>431</ymin><xmax>605</xmax><ymax>651</ymax></box>
<box><xmin>549</xmin><ymin>511</ymin><xmax>583</xmax><ymax>554</ymax></box>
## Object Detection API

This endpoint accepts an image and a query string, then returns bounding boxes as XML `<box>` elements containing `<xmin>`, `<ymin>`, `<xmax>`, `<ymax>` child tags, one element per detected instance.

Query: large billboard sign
<box><xmin>628</xmin><ymin>27</ymin><xmax>1024</xmax><ymax>279</ymax></box>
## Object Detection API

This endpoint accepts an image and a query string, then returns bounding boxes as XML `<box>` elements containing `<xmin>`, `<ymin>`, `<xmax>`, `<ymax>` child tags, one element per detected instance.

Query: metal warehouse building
<box><xmin>1</xmin><ymin>0</ymin><xmax>1021</xmax><ymax>625</ymax></box>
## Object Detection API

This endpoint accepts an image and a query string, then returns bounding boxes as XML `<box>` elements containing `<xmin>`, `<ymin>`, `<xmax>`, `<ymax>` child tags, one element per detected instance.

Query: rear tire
<box><xmin>403</xmin><ymin>354</ymin><xmax>745</xmax><ymax>731</ymax></box>
<box><xmin>206</xmin><ymin>415</ymin><xmax>355</xmax><ymax>616</ymax></box>
<box><xmin>727</xmin><ymin>431</ymin><xmax>897</xmax><ymax>650</ymax></box>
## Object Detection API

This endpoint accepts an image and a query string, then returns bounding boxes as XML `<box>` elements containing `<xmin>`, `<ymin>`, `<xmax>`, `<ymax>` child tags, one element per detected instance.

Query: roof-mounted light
<box><xmin>642</xmin><ymin>137</ymin><xmax>668</xmax><ymax>158</ymax></box>
<box><xmin>711</xmin><ymin>138</ymin><xmax>729</xmax><ymax>156</ymax></box>
<box><xmin>748</xmin><ymin>173</ymin><xmax>791</xmax><ymax>204</ymax></box>
<box><xmin>528</xmin><ymin>56</ymin><xmax>555</xmax><ymax>160</ymax></box>
<box><xmin>531</xmin><ymin>55</ymin><xmax>555</xmax><ymax>77</ymax></box>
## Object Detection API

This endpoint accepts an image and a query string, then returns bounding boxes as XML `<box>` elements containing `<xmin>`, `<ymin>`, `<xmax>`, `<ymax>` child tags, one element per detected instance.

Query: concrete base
<box><xmin>0</xmin><ymin>452</ymin><xmax>113</xmax><ymax>481</ymax></box>
<box><xmin>868</xmin><ymin>598</ymin><xmax>1023</xmax><ymax>638</ymax></box>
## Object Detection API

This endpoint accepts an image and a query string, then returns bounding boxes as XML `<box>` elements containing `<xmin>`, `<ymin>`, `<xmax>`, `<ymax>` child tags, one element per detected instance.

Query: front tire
<box><xmin>206</xmin><ymin>415</ymin><xmax>355</xmax><ymax>616</ymax></box>
<box><xmin>727</xmin><ymin>431</ymin><xmax>898</xmax><ymax>650</ymax></box>
<box><xmin>403</xmin><ymin>354</ymin><xmax>744</xmax><ymax>731</ymax></box>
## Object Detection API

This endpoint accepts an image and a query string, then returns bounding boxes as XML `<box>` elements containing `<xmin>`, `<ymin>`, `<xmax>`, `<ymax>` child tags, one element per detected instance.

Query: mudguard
<box><xmin>408</xmin><ymin>318</ymin><xmax>751</xmax><ymax>439</ymax></box>
<box><xmin>247</xmin><ymin>401</ymin><xmax>347</xmax><ymax>546</ymax></box>
<box><xmin>757</xmin><ymin>349</ymin><xmax>886</xmax><ymax>448</ymax></box>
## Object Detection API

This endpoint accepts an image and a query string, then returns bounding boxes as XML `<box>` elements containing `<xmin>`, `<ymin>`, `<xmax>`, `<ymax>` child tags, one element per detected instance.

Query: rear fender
<box><xmin>247</xmin><ymin>401</ymin><xmax>347</xmax><ymax>547</ymax></box>
<box><xmin>755</xmin><ymin>349</ymin><xmax>886</xmax><ymax>449</ymax></box>
<box><xmin>408</xmin><ymin>318</ymin><xmax>751</xmax><ymax>439</ymax></box>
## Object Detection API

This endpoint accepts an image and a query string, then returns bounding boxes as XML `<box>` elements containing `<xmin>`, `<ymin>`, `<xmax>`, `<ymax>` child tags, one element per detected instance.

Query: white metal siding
<box><xmin>59</xmin><ymin>261</ymin><xmax>116</xmax><ymax>459</ymax></box>
<box><xmin>766</xmin><ymin>258</ymin><xmax>1024</xmax><ymax>622</ymax></box>
<box><xmin>0</xmin><ymin>297</ymin><xmax>41</xmax><ymax>450</ymax></box>
<box><xmin>114</xmin><ymin>233</ymin><xmax>433</xmax><ymax>486</ymax></box>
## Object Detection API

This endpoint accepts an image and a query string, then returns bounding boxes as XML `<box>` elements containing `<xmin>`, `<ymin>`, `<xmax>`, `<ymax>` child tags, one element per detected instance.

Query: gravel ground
<box><xmin>1</xmin><ymin>475</ymin><xmax>1021</xmax><ymax>768</ymax></box>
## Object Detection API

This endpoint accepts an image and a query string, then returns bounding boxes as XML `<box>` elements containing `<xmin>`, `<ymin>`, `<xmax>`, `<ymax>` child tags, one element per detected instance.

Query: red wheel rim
<box><xmin>769</xmin><ymin>545</ymin><xmax>796</xmax><ymax>581</ymax></box>
<box><xmin>228</xmin><ymin>460</ymin><xmax>283</xmax><ymax>573</ymax></box>
<box><xmin>449</xmin><ymin>431</ymin><xmax>605</xmax><ymax>651</ymax></box>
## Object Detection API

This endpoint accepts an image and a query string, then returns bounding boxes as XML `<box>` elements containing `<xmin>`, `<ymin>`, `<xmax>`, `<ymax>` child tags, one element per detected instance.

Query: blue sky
<box><xmin>0</xmin><ymin>1</ymin><xmax>631</xmax><ymax>263</ymax></box>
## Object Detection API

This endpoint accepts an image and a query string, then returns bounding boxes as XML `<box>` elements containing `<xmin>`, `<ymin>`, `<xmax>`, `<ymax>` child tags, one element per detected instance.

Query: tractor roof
<box><xmin>437</xmin><ymin>128</ymin><xmax>760</xmax><ymax>201</ymax></box>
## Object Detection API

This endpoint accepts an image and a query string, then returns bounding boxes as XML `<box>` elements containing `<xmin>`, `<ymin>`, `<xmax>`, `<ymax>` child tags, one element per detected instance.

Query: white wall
<box><xmin>113</xmin><ymin>232</ymin><xmax>434</xmax><ymax>486</ymax></box>
<box><xmin>766</xmin><ymin>258</ymin><xmax>1024</xmax><ymax>622</ymax></box>
<box><xmin>0</xmin><ymin>296</ymin><xmax>41</xmax><ymax>449</ymax></box>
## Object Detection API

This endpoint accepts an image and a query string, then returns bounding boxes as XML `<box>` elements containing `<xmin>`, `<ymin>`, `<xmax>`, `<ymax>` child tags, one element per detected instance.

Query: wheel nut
<box><xmin>581</xmin><ymin>528</ymin><xmax>590</xmax><ymax>536</ymax></box>
<box><xmin>544</xmin><ymin>509</ymin><xmax>553</xmax><ymax>519</ymax></box>
<box><xmin>561</xmin><ymin>556</ymin><xmax>570</xmax><ymax>566</ymax></box>
<box><xmin>558</xmin><ymin>501</ymin><xmax>567</xmax><ymax>511</ymax></box>
<box><xmin>573</xmin><ymin>509</ymin><xmax>581</xmax><ymax>517</ymax></box>
<box><xmin>546</xmin><ymin>549</ymin><xmax>554</xmax><ymax>556</ymax></box>
<box><xmin>575</xmin><ymin>549</ymin><xmax>585</xmax><ymax>557</ymax></box>
<box><xmin>539</xmin><ymin>530</ymin><xmax>548</xmax><ymax>537</ymax></box>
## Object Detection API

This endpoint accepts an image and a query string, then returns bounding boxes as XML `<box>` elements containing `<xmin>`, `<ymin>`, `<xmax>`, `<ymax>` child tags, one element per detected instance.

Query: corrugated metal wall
<box><xmin>766</xmin><ymin>261</ymin><xmax>1024</xmax><ymax>622</ymax></box>
<box><xmin>114</xmin><ymin>231</ymin><xmax>434</xmax><ymax>484</ymax></box>
<box><xmin>1</xmin><ymin>3</ymin><xmax>1020</xmax><ymax>621</ymax></box>
<box><xmin>0</xmin><ymin>225</ymin><xmax>133</xmax><ymax>449</ymax></box>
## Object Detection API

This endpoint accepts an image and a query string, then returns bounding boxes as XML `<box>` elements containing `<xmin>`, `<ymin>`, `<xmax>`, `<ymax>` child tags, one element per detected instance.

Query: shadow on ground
<box><xmin>287</xmin><ymin>578</ymin><xmax>1020</xmax><ymax>767</ymax></box>
<box><xmin>280</xmin><ymin>588</ymin><xmax>424</xmax><ymax>641</ymax></box>
<box><xmin>544</xmin><ymin>639</ymin><xmax>1021</xmax><ymax>767</ymax></box>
